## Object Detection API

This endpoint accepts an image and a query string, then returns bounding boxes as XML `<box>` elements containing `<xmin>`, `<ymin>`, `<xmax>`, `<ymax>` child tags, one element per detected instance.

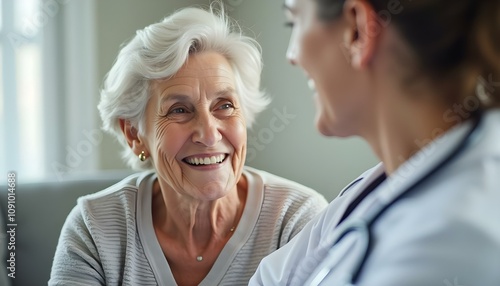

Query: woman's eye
<box><xmin>168</xmin><ymin>107</ymin><xmax>187</xmax><ymax>115</ymax></box>
<box><xmin>214</xmin><ymin>102</ymin><xmax>235</xmax><ymax>117</ymax></box>
<box><xmin>219</xmin><ymin>103</ymin><xmax>234</xmax><ymax>110</ymax></box>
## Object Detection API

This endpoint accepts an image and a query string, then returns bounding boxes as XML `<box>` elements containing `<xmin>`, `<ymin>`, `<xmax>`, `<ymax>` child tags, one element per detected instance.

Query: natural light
<box><xmin>16</xmin><ymin>44</ymin><xmax>44</xmax><ymax>178</ymax></box>
<box><xmin>1</xmin><ymin>0</ymin><xmax>44</xmax><ymax>181</ymax></box>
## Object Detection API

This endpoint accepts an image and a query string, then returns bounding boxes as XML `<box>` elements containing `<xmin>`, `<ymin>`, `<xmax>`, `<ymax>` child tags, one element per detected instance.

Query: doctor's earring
<box><xmin>138</xmin><ymin>151</ymin><xmax>147</xmax><ymax>162</ymax></box>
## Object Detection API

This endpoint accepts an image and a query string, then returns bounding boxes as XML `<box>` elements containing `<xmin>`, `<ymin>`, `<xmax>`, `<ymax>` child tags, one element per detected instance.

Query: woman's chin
<box><xmin>190</xmin><ymin>181</ymin><xmax>233</xmax><ymax>201</ymax></box>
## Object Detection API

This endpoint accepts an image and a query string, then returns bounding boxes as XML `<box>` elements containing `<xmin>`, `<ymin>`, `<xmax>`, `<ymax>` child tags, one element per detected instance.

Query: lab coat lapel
<box><xmin>326</xmin><ymin>164</ymin><xmax>385</xmax><ymax>228</ymax></box>
<box><xmin>297</xmin><ymin>166</ymin><xmax>386</xmax><ymax>285</ymax></box>
<box><xmin>352</xmin><ymin>118</ymin><xmax>475</xmax><ymax>226</ymax></box>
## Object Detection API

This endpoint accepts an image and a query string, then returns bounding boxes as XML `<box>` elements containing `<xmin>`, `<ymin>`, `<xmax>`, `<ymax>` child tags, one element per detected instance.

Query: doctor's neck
<box><xmin>367</xmin><ymin>91</ymin><xmax>464</xmax><ymax>175</ymax></box>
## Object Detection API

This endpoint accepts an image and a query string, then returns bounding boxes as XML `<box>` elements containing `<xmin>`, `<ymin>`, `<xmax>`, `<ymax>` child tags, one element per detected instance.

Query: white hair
<box><xmin>98</xmin><ymin>5</ymin><xmax>270</xmax><ymax>170</ymax></box>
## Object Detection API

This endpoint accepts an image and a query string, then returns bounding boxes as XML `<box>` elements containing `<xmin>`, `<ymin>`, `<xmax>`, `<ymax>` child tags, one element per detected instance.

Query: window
<box><xmin>1</xmin><ymin>0</ymin><xmax>45</xmax><ymax>181</ymax></box>
<box><xmin>1</xmin><ymin>0</ymin><xmax>98</xmax><ymax>182</ymax></box>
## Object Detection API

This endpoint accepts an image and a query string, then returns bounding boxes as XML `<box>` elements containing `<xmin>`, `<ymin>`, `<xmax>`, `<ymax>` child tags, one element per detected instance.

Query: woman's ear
<box><xmin>119</xmin><ymin>119</ymin><xmax>148</xmax><ymax>157</ymax></box>
<box><xmin>343</xmin><ymin>0</ymin><xmax>380</xmax><ymax>69</ymax></box>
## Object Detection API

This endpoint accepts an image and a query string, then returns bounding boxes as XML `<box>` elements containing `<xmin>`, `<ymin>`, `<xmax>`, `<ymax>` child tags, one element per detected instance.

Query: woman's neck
<box><xmin>151</xmin><ymin>175</ymin><xmax>247</xmax><ymax>249</ymax></box>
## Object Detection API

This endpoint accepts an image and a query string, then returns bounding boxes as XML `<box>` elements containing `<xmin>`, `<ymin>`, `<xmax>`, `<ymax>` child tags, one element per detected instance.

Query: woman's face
<box><xmin>285</xmin><ymin>0</ymin><xmax>370</xmax><ymax>137</ymax></box>
<box><xmin>142</xmin><ymin>52</ymin><xmax>247</xmax><ymax>201</ymax></box>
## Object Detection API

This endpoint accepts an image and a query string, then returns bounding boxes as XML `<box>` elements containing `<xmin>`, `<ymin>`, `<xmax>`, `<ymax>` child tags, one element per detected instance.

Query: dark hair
<box><xmin>315</xmin><ymin>0</ymin><xmax>500</xmax><ymax>107</ymax></box>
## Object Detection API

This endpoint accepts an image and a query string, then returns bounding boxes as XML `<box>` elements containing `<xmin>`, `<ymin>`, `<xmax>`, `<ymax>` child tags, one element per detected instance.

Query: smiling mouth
<box><xmin>183</xmin><ymin>154</ymin><xmax>228</xmax><ymax>166</ymax></box>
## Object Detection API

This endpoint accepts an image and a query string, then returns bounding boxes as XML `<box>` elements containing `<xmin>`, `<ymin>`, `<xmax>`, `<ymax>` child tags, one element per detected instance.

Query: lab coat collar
<box><xmin>349</xmin><ymin>116</ymin><xmax>478</xmax><ymax>223</ymax></box>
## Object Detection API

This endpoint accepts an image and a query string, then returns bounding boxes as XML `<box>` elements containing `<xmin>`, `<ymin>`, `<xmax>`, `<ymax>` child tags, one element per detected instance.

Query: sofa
<box><xmin>0</xmin><ymin>170</ymin><xmax>133</xmax><ymax>286</ymax></box>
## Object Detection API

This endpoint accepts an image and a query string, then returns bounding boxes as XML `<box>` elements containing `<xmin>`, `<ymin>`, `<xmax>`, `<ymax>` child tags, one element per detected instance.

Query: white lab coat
<box><xmin>250</xmin><ymin>109</ymin><xmax>500</xmax><ymax>286</ymax></box>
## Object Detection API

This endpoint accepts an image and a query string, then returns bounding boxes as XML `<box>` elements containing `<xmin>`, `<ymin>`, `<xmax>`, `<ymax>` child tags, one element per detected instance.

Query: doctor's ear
<box><xmin>119</xmin><ymin>119</ymin><xmax>147</xmax><ymax>155</ymax></box>
<box><xmin>342</xmin><ymin>0</ymin><xmax>380</xmax><ymax>69</ymax></box>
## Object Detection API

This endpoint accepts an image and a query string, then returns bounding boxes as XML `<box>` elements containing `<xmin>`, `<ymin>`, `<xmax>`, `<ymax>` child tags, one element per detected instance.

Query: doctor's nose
<box><xmin>287</xmin><ymin>44</ymin><xmax>298</xmax><ymax>66</ymax></box>
<box><xmin>286</xmin><ymin>47</ymin><xmax>297</xmax><ymax>66</ymax></box>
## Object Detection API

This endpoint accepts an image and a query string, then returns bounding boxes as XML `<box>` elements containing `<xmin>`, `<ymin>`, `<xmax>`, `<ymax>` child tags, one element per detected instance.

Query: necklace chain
<box><xmin>196</xmin><ymin>226</ymin><xmax>236</xmax><ymax>262</ymax></box>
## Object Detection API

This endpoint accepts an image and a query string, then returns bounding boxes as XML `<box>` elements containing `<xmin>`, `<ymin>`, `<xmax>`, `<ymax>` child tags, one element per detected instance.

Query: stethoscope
<box><xmin>304</xmin><ymin>112</ymin><xmax>485</xmax><ymax>286</ymax></box>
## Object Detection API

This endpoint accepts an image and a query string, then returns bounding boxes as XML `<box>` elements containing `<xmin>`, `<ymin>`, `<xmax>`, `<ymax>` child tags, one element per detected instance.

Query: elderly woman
<box><xmin>251</xmin><ymin>0</ymin><xmax>500</xmax><ymax>285</ymax></box>
<box><xmin>49</xmin><ymin>6</ymin><xmax>327</xmax><ymax>286</ymax></box>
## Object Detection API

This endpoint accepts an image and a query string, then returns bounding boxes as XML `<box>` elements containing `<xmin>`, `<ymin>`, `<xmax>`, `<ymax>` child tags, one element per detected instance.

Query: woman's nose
<box><xmin>192</xmin><ymin>113</ymin><xmax>222</xmax><ymax>147</ymax></box>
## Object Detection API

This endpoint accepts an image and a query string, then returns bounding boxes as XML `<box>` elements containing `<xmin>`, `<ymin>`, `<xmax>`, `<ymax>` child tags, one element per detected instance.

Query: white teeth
<box><xmin>186</xmin><ymin>154</ymin><xmax>226</xmax><ymax>165</ymax></box>
<box><xmin>307</xmin><ymin>79</ymin><xmax>316</xmax><ymax>91</ymax></box>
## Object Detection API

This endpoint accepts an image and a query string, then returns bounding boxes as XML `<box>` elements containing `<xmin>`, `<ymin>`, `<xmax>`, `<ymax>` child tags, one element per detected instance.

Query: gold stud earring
<box><xmin>138</xmin><ymin>151</ymin><xmax>146</xmax><ymax>162</ymax></box>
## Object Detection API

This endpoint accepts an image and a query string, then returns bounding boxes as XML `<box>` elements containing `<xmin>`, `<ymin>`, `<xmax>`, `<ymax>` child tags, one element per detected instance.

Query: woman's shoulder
<box><xmin>76</xmin><ymin>171</ymin><xmax>154</xmax><ymax>214</ymax></box>
<box><xmin>63</xmin><ymin>172</ymin><xmax>156</xmax><ymax>241</ymax></box>
<box><xmin>244</xmin><ymin>167</ymin><xmax>328</xmax><ymax>214</ymax></box>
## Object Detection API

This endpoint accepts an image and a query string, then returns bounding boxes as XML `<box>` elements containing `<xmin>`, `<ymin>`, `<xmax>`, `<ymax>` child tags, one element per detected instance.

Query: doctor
<box><xmin>250</xmin><ymin>0</ymin><xmax>500</xmax><ymax>285</ymax></box>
